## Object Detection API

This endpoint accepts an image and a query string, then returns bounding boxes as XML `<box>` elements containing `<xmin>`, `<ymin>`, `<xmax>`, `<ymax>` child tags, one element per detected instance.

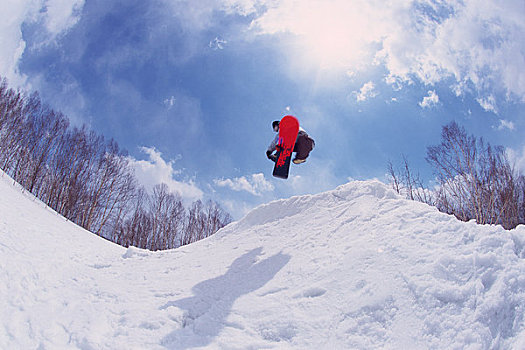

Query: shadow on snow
<box><xmin>160</xmin><ymin>247</ymin><xmax>291</xmax><ymax>349</ymax></box>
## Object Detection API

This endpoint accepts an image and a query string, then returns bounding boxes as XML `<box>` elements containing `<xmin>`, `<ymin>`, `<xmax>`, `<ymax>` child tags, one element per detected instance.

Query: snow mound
<box><xmin>1</xmin><ymin>172</ymin><xmax>524</xmax><ymax>349</ymax></box>
<box><xmin>234</xmin><ymin>180</ymin><xmax>398</xmax><ymax>230</ymax></box>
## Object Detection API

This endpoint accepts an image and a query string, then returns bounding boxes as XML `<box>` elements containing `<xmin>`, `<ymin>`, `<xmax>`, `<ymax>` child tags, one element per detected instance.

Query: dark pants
<box><xmin>293</xmin><ymin>131</ymin><xmax>315</xmax><ymax>160</ymax></box>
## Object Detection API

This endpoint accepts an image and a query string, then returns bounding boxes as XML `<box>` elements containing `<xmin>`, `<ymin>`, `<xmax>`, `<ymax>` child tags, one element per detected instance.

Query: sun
<box><xmin>253</xmin><ymin>0</ymin><xmax>382</xmax><ymax>72</ymax></box>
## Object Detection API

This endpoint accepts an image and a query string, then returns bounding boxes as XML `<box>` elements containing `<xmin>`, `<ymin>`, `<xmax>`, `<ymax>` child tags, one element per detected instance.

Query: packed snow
<box><xmin>1</xmin><ymin>170</ymin><xmax>525</xmax><ymax>349</ymax></box>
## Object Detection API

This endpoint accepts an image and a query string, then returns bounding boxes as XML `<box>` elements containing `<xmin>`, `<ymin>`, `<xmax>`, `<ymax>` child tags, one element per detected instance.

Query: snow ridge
<box><xmin>1</xmin><ymin>172</ymin><xmax>524</xmax><ymax>349</ymax></box>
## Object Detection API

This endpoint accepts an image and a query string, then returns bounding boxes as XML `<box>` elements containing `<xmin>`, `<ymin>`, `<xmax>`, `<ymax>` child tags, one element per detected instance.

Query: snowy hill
<box><xmin>1</xmin><ymin>171</ymin><xmax>525</xmax><ymax>350</ymax></box>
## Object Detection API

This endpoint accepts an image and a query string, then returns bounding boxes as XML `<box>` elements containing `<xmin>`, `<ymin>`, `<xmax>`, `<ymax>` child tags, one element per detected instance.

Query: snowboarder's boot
<box><xmin>293</xmin><ymin>158</ymin><xmax>306</xmax><ymax>164</ymax></box>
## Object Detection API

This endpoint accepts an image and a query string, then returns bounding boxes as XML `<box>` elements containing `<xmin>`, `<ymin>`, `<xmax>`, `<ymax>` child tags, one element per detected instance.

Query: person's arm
<box><xmin>267</xmin><ymin>134</ymin><xmax>278</xmax><ymax>153</ymax></box>
<box><xmin>266</xmin><ymin>134</ymin><xmax>279</xmax><ymax>160</ymax></box>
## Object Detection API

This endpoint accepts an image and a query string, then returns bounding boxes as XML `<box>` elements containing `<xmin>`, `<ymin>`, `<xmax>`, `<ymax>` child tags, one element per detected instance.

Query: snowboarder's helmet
<box><xmin>272</xmin><ymin>120</ymin><xmax>280</xmax><ymax>131</ymax></box>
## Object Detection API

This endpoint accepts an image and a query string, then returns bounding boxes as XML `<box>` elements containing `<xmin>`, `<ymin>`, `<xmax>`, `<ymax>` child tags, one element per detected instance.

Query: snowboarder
<box><xmin>266</xmin><ymin>119</ymin><xmax>315</xmax><ymax>165</ymax></box>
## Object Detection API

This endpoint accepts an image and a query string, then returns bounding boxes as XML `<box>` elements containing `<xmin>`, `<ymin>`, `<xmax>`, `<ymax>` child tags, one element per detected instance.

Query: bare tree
<box><xmin>181</xmin><ymin>199</ymin><xmax>232</xmax><ymax>246</ymax></box>
<box><xmin>182</xmin><ymin>200</ymin><xmax>205</xmax><ymax>246</ymax></box>
<box><xmin>114</xmin><ymin>187</ymin><xmax>149</xmax><ymax>248</ymax></box>
<box><xmin>388</xmin><ymin>161</ymin><xmax>401</xmax><ymax>195</ymax></box>
<box><xmin>518</xmin><ymin>175</ymin><xmax>525</xmax><ymax>224</ymax></box>
<box><xmin>24</xmin><ymin>98</ymin><xmax>69</xmax><ymax>195</ymax></box>
<box><xmin>426</xmin><ymin>122</ymin><xmax>523</xmax><ymax>228</ymax></box>
<box><xmin>388</xmin><ymin>156</ymin><xmax>435</xmax><ymax>206</ymax></box>
<box><xmin>148</xmin><ymin>184</ymin><xmax>185</xmax><ymax>250</ymax></box>
<box><xmin>204</xmin><ymin>200</ymin><xmax>232</xmax><ymax>238</ymax></box>
<box><xmin>115</xmin><ymin>184</ymin><xmax>231</xmax><ymax>251</ymax></box>
<box><xmin>0</xmin><ymin>82</ymin><xmax>25</xmax><ymax>174</ymax></box>
<box><xmin>114</xmin><ymin>187</ymin><xmax>152</xmax><ymax>248</ymax></box>
<box><xmin>390</xmin><ymin>121</ymin><xmax>524</xmax><ymax>230</ymax></box>
<box><xmin>0</xmin><ymin>76</ymin><xmax>233</xmax><ymax>250</ymax></box>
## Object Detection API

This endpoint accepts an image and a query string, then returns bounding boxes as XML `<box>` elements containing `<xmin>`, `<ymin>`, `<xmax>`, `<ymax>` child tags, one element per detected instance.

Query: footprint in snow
<box><xmin>91</xmin><ymin>263</ymin><xmax>111</xmax><ymax>269</ymax></box>
<box><xmin>294</xmin><ymin>287</ymin><xmax>327</xmax><ymax>299</ymax></box>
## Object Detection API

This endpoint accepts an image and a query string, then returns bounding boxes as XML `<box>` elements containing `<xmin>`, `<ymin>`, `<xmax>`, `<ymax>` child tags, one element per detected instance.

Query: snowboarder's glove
<box><xmin>266</xmin><ymin>150</ymin><xmax>277</xmax><ymax>162</ymax></box>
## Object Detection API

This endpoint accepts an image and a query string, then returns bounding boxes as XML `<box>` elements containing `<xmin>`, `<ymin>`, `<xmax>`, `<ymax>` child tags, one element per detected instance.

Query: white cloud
<box><xmin>377</xmin><ymin>0</ymin><xmax>525</xmax><ymax>102</ymax></box>
<box><xmin>4</xmin><ymin>0</ymin><xmax>522</xmax><ymax>110</ymax></box>
<box><xmin>275</xmin><ymin>157</ymin><xmax>341</xmax><ymax>196</ymax></box>
<box><xmin>129</xmin><ymin>147</ymin><xmax>203</xmax><ymax>202</ymax></box>
<box><xmin>163</xmin><ymin>95</ymin><xmax>176</xmax><ymax>109</ymax></box>
<box><xmin>221</xmin><ymin>0</ymin><xmax>260</xmax><ymax>16</ymax></box>
<box><xmin>506</xmin><ymin>145</ymin><xmax>525</xmax><ymax>173</ymax></box>
<box><xmin>496</xmin><ymin>119</ymin><xmax>515</xmax><ymax>131</ymax></box>
<box><xmin>43</xmin><ymin>0</ymin><xmax>84</xmax><ymax>36</ymax></box>
<box><xmin>248</xmin><ymin>0</ymin><xmax>392</xmax><ymax>71</ymax></box>
<box><xmin>209</xmin><ymin>37</ymin><xmax>227</xmax><ymax>50</ymax></box>
<box><xmin>2</xmin><ymin>0</ymin><xmax>524</xmax><ymax>110</ymax></box>
<box><xmin>228</xmin><ymin>0</ymin><xmax>525</xmax><ymax>104</ymax></box>
<box><xmin>214</xmin><ymin>173</ymin><xmax>274</xmax><ymax>196</ymax></box>
<box><xmin>355</xmin><ymin>81</ymin><xmax>378</xmax><ymax>102</ymax></box>
<box><xmin>476</xmin><ymin>95</ymin><xmax>498</xmax><ymax>114</ymax></box>
<box><xmin>219</xmin><ymin>199</ymin><xmax>254</xmax><ymax>220</ymax></box>
<box><xmin>419</xmin><ymin>90</ymin><xmax>439</xmax><ymax>108</ymax></box>
<box><xmin>0</xmin><ymin>0</ymin><xmax>84</xmax><ymax>86</ymax></box>
<box><xmin>0</xmin><ymin>0</ymin><xmax>34</xmax><ymax>86</ymax></box>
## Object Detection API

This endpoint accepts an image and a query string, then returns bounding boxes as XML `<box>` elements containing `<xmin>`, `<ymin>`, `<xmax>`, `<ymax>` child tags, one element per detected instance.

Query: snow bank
<box><xmin>1</xmin><ymin>172</ymin><xmax>524</xmax><ymax>349</ymax></box>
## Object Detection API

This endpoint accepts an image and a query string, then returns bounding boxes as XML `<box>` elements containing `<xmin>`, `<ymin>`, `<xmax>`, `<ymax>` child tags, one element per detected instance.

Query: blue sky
<box><xmin>1</xmin><ymin>0</ymin><xmax>524</xmax><ymax>218</ymax></box>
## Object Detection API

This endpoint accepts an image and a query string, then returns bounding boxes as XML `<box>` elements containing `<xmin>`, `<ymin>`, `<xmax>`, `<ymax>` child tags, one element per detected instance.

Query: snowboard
<box><xmin>272</xmin><ymin>115</ymin><xmax>299</xmax><ymax>179</ymax></box>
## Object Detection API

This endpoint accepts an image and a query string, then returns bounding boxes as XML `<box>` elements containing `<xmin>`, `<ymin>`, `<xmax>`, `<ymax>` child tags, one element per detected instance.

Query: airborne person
<box><xmin>266</xmin><ymin>119</ymin><xmax>315</xmax><ymax>165</ymax></box>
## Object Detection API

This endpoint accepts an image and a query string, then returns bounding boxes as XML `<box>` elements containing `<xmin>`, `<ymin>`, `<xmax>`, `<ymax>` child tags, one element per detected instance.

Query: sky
<box><xmin>1</xmin><ymin>0</ymin><xmax>524</xmax><ymax>219</ymax></box>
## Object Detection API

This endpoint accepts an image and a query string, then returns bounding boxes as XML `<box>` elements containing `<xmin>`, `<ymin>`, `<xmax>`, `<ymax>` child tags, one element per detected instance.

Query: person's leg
<box><xmin>293</xmin><ymin>134</ymin><xmax>312</xmax><ymax>163</ymax></box>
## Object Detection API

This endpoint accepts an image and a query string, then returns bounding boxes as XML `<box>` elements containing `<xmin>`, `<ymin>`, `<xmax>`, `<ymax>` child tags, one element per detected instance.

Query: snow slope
<box><xmin>1</xmin><ymin>170</ymin><xmax>525</xmax><ymax>350</ymax></box>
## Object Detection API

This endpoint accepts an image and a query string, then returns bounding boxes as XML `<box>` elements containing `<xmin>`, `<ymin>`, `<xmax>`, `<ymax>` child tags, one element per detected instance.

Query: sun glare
<box><xmin>316</xmin><ymin>14</ymin><xmax>363</xmax><ymax>67</ymax></box>
<box><xmin>258</xmin><ymin>0</ymin><xmax>382</xmax><ymax>72</ymax></box>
